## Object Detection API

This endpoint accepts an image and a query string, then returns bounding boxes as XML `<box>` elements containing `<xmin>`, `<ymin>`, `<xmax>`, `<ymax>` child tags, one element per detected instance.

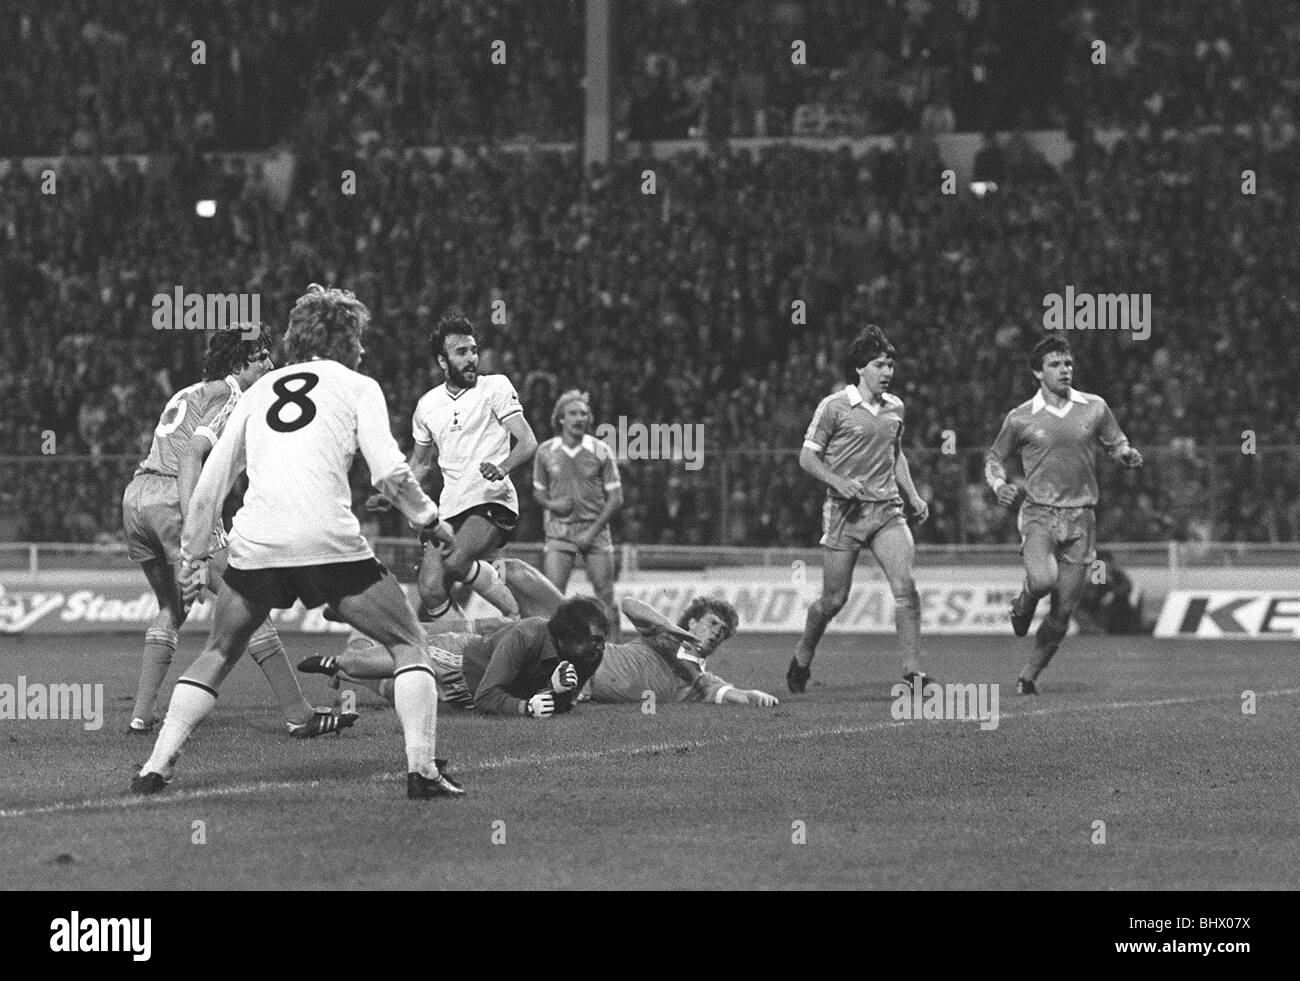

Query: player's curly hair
<box><xmin>202</xmin><ymin>325</ymin><xmax>275</xmax><ymax>382</ymax></box>
<box><xmin>843</xmin><ymin>325</ymin><xmax>896</xmax><ymax>382</ymax></box>
<box><xmin>1029</xmin><ymin>335</ymin><xmax>1072</xmax><ymax>372</ymax></box>
<box><xmin>284</xmin><ymin>284</ymin><xmax>368</xmax><ymax>368</ymax></box>
<box><xmin>551</xmin><ymin>389</ymin><xmax>591</xmax><ymax>433</ymax></box>
<box><xmin>433</xmin><ymin>312</ymin><xmax>476</xmax><ymax>361</ymax></box>
<box><xmin>677</xmin><ymin>597</ymin><xmax>739</xmax><ymax>640</ymax></box>
<box><xmin>547</xmin><ymin>596</ymin><xmax>612</xmax><ymax>647</ymax></box>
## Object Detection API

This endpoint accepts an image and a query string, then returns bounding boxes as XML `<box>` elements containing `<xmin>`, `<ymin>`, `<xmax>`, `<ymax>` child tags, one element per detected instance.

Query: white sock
<box><xmin>392</xmin><ymin>665</ymin><xmax>439</xmax><ymax>777</ymax></box>
<box><xmin>466</xmin><ymin>560</ymin><xmax>519</xmax><ymax>617</ymax></box>
<box><xmin>141</xmin><ymin>680</ymin><xmax>217</xmax><ymax>779</ymax></box>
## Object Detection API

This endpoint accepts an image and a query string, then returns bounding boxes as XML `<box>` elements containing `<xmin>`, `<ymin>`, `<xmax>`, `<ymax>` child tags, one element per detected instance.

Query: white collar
<box><xmin>1032</xmin><ymin>388</ymin><xmax>1088</xmax><ymax>417</ymax></box>
<box><xmin>844</xmin><ymin>384</ymin><xmax>894</xmax><ymax>415</ymax></box>
<box><xmin>558</xmin><ymin>434</ymin><xmax>596</xmax><ymax>458</ymax></box>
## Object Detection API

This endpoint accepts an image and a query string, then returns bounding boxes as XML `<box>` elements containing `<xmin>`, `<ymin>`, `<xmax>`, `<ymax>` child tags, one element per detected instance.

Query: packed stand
<box><xmin>5</xmin><ymin>110</ymin><xmax>1299</xmax><ymax>545</ymax></box>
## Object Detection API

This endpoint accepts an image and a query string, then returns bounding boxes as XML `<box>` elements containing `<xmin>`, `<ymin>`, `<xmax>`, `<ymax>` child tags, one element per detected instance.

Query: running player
<box><xmin>132</xmin><ymin>284</ymin><xmax>463</xmax><ymax>800</ymax></box>
<box><xmin>787</xmin><ymin>326</ymin><xmax>935</xmax><ymax>695</ymax></box>
<box><xmin>532</xmin><ymin>389</ymin><xmax>623</xmax><ymax>635</ymax></box>
<box><xmin>372</xmin><ymin>314</ymin><xmax>537</xmax><ymax>621</ymax></box>
<box><xmin>121</xmin><ymin>327</ymin><xmax>348</xmax><ymax>738</ymax></box>
<box><xmin>984</xmin><ymin>336</ymin><xmax>1143</xmax><ymax>694</ymax></box>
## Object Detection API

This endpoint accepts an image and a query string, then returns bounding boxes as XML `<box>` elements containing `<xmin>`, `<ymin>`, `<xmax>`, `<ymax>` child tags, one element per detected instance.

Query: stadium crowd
<box><xmin>8</xmin><ymin>0</ymin><xmax>1298</xmax><ymax>155</ymax></box>
<box><xmin>2</xmin><ymin>0</ymin><xmax>1298</xmax><ymax>548</ymax></box>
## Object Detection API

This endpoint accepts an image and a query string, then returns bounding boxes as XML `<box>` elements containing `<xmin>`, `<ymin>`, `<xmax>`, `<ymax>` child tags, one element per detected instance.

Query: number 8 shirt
<box><xmin>181</xmin><ymin>358</ymin><xmax>435</xmax><ymax>569</ymax></box>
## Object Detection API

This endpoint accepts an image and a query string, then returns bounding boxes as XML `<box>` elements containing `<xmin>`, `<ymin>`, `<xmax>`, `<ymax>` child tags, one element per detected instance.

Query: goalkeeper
<box><xmin>303</xmin><ymin>596</ymin><xmax>611</xmax><ymax>718</ymax></box>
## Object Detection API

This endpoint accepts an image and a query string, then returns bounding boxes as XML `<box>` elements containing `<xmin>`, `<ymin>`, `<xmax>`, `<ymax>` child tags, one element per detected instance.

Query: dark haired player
<box><xmin>787</xmin><ymin>326</ymin><xmax>935</xmax><ymax>695</ymax></box>
<box><xmin>132</xmin><ymin>285</ymin><xmax>463</xmax><ymax>800</ymax></box>
<box><xmin>372</xmin><ymin>314</ymin><xmax>537</xmax><ymax>621</ymax></box>
<box><xmin>304</xmin><ymin>586</ymin><xmax>778</xmax><ymax>709</ymax></box>
<box><xmin>318</xmin><ymin>596</ymin><xmax>613</xmax><ymax>718</ymax></box>
<box><xmin>121</xmin><ymin>327</ymin><xmax>348</xmax><ymax>738</ymax></box>
<box><xmin>985</xmin><ymin>337</ymin><xmax>1143</xmax><ymax>694</ymax></box>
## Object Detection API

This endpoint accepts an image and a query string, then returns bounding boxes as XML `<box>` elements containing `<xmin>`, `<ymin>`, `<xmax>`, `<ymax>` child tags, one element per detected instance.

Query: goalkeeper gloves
<box><xmin>549</xmin><ymin>660</ymin><xmax>578</xmax><ymax>693</ymax></box>
<box><xmin>523</xmin><ymin>693</ymin><xmax>555</xmax><ymax>718</ymax></box>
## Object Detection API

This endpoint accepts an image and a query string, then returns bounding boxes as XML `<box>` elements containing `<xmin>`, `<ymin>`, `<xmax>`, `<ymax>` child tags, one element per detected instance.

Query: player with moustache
<box><xmin>532</xmin><ymin>389</ymin><xmax>623</xmax><ymax>637</ymax></box>
<box><xmin>369</xmin><ymin>314</ymin><xmax>537</xmax><ymax>622</ymax></box>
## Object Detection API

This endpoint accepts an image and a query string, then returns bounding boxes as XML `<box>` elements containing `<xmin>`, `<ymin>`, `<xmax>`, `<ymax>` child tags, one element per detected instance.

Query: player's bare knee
<box><xmin>418</xmin><ymin>579</ymin><xmax>449</xmax><ymax>611</ymax></box>
<box><xmin>389</xmin><ymin>645</ymin><xmax>429</xmax><ymax>672</ymax></box>
<box><xmin>820</xmin><ymin>589</ymin><xmax>850</xmax><ymax>616</ymax></box>
<box><xmin>1026</xmin><ymin>569</ymin><xmax>1055</xmax><ymax>597</ymax></box>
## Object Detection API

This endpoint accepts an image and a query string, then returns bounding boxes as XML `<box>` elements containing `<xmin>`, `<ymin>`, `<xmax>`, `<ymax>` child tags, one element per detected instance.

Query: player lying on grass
<box><xmin>984</xmin><ymin>336</ymin><xmax>1143</xmax><ymax>695</ymax></box>
<box><xmin>133</xmin><ymin>284</ymin><xmax>464</xmax><ymax>801</ymax></box>
<box><xmin>304</xmin><ymin>596</ymin><xmax>610</xmax><ymax>717</ymax></box>
<box><xmin>302</xmin><ymin>569</ymin><xmax>778</xmax><ymax>708</ymax></box>
<box><xmin>368</xmin><ymin>314</ymin><xmax>537</xmax><ymax>623</ymax></box>
<box><xmin>121</xmin><ymin>326</ymin><xmax>353</xmax><ymax>739</ymax></box>
<box><xmin>788</xmin><ymin>325</ymin><xmax>936</xmax><ymax>697</ymax></box>
<box><xmin>587</xmin><ymin>597</ymin><xmax>780</xmax><ymax>708</ymax></box>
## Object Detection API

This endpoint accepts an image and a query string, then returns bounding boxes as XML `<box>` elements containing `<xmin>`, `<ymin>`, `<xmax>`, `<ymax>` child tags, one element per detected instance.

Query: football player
<box><xmin>370</xmin><ymin>314</ymin><xmax>537</xmax><ymax>622</ymax></box>
<box><xmin>985</xmin><ymin>336</ymin><xmax>1143</xmax><ymax>693</ymax></box>
<box><xmin>787</xmin><ymin>326</ymin><xmax>936</xmax><ymax>696</ymax></box>
<box><xmin>121</xmin><ymin>326</ymin><xmax>351</xmax><ymax>738</ymax></box>
<box><xmin>132</xmin><ymin>285</ymin><xmax>462</xmax><ymax>800</ymax></box>
<box><xmin>532</xmin><ymin>390</ymin><xmax>623</xmax><ymax>637</ymax></box>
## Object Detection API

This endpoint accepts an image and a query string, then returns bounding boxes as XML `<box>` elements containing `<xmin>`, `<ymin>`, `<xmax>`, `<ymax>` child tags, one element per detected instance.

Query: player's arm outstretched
<box><xmin>366</xmin><ymin>426</ymin><xmax>438</xmax><ymax>512</ymax></box>
<box><xmin>687</xmin><ymin>668</ymin><xmax>779</xmax><ymax>708</ymax></box>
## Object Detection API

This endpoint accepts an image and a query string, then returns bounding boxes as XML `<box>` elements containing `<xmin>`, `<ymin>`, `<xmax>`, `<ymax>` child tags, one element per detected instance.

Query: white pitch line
<box><xmin>1</xmin><ymin>687</ymin><xmax>1296</xmax><ymax>820</ymax></box>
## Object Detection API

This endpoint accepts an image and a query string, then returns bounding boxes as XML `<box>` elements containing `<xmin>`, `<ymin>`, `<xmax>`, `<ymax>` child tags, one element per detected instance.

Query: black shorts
<box><xmin>447</xmin><ymin>503</ymin><xmax>518</xmax><ymax>543</ymax></box>
<box><xmin>223</xmin><ymin>558</ymin><xmax>387</xmax><ymax>610</ymax></box>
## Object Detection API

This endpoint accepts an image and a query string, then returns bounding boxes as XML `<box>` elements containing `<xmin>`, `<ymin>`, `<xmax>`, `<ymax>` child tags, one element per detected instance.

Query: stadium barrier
<box><xmin>1</xmin><ymin>541</ymin><xmax>1296</xmax><ymax>636</ymax></box>
<box><xmin>5</xmin><ymin>443</ymin><xmax>1295</xmax><ymax>547</ymax></box>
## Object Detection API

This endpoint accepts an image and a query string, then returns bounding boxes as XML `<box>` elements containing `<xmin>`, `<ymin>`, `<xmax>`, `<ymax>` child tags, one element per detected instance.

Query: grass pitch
<box><xmin>2</xmin><ymin>631</ymin><xmax>1296</xmax><ymax>890</ymax></box>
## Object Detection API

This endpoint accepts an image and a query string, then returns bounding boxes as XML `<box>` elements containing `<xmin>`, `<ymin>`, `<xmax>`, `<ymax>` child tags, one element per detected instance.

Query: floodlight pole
<box><xmin>584</xmin><ymin>0</ymin><xmax>612</xmax><ymax>167</ymax></box>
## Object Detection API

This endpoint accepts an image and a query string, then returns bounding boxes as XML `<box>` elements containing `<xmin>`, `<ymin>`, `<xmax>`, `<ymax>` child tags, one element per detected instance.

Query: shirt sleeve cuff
<box><xmin>802</xmin><ymin>440</ymin><xmax>823</xmax><ymax>452</ymax></box>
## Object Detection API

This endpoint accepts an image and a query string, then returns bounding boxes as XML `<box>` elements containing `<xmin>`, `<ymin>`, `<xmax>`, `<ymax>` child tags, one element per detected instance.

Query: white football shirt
<box><xmin>182</xmin><ymin>358</ymin><xmax>438</xmax><ymax>569</ymax></box>
<box><xmin>412</xmin><ymin>373</ymin><xmax>522</xmax><ymax>519</ymax></box>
